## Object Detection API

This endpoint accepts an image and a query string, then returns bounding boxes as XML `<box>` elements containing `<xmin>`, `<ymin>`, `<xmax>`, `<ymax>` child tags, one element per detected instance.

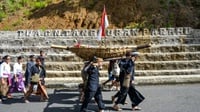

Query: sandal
<box><xmin>24</xmin><ymin>99</ymin><xmax>30</xmax><ymax>103</ymax></box>
<box><xmin>132</xmin><ymin>106</ymin><xmax>141</xmax><ymax>111</ymax></box>
<box><xmin>113</xmin><ymin>105</ymin><xmax>122</xmax><ymax>111</ymax></box>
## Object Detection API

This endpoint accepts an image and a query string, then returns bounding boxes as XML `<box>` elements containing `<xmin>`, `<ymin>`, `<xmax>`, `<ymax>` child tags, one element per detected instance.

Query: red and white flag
<box><xmin>97</xmin><ymin>6</ymin><xmax>109</xmax><ymax>41</ymax></box>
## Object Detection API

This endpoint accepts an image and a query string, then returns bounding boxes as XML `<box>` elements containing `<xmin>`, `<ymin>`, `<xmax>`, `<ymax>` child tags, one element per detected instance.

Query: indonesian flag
<box><xmin>97</xmin><ymin>6</ymin><xmax>109</xmax><ymax>41</ymax></box>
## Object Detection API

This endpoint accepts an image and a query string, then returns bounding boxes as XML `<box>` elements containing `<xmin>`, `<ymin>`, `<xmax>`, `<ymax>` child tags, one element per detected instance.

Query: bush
<box><xmin>0</xmin><ymin>11</ymin><xmax>6</xmax><ymax>21</ymax></box>
<box><xmin>33</xmin><ymin>1</ymin><xmax>47</xmax><ymax>9</ymax></box>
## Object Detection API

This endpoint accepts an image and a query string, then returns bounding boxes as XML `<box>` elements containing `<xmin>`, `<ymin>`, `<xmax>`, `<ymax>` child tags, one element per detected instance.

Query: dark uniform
<box><xmin>38</xmin><ymin>55</ymin><xmax>45</xmax><ymax>67</ymax></box>
<box><xmin>80</xmin><ymin>64</ymin><xmax>105</xmax><ymax>112</ymax></box>
<box><xmin>128</xmin><ymin>60</ymin><xmax>145</xmax><ymax>108</ymax></box>
<box><xmin>114</xmin><ymin>57</ymin><xmax>145</xmax><ymax>109</ymax></box>
<box><xmin>24</xmin><ymin>61</ymin><xmax>35</xmax><ymax>86</ymax></box>
<box><xmin>115</xmin><ymin>58</ymin><xmax>133</xmax><ymax>104</ymax></box>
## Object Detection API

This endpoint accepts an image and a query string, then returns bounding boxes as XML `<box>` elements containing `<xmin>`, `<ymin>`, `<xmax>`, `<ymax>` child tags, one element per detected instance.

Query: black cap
<box><xmin>125</xmin><ymin>52</ymin><xmax>131</xmax><ymax>57</ymax></box>
<box><xmin>29</xmin><ymin>55</ymin><xmax>35</xmax><ymax>58</ymax></box>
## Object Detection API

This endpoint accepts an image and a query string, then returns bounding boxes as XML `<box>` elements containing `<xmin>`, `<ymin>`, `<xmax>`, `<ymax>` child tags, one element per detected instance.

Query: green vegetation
<box><xmin>0</xmin><ymin>0</ymin><xmax>52</xmax><ymax>20</ymax></box>
<box><xmin>12</xmin><ymin>18</ymin><xmax>22</xmax><ymax>27</ymax></box>
<box><xmin>125</xmin><ymin>21</ymin><xmax>147</xmax><ymax>29</ymax></box>
<box><xmin>0</xmin><ymin>0</ymin><xmax>199</xmax><ymax>30</ymax></box>
<box><xmin>0</xmin><ymin>10</ymin><xmax>6</xmax><ymax>22</ymax></box>
<box><xmin>23</xmin><ymin>9</ymin><xmax>31</xmax><ymax>16</ymax></box>
<box><xmin>3</xmin><ymin>25</ymin><xmax>11</xmax><ymax>30</ymax></box>
<box><xmin>33</xmin><ymin>1</ymin><xmax>48</xmax><ymax>9</ymax></box>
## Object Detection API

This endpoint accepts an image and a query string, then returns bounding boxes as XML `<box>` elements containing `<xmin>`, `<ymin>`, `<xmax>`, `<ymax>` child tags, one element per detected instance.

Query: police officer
<box><xmin>80</xmin><ymin>57</ymin><xmax>105</xmax><ymax>112</ymax></box>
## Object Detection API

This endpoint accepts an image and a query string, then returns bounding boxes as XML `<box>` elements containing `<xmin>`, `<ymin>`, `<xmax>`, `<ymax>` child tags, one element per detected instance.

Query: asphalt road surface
<box><xmin>0</xmin><ymin>84</ymin><xmax>200</xmax><ymax>112</ymax></box>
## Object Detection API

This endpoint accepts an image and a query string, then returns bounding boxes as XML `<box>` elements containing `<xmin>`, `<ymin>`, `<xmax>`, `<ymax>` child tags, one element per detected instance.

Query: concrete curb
<box><xmin>45</xmin><ymin>75</ymin><xmax>200</xmax><ymax>88</ymax></box>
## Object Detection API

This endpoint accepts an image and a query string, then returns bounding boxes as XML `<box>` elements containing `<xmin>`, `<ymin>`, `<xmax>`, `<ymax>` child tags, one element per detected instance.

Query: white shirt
<box><xmin>13</xmin><ymin>62</ymin><xmax>23</xmax><ymax>75</ymax></box>
<box><xmin>0</xmin><ymin>62</ymin><xmax>11</xmax><ymax>78</ymax></box>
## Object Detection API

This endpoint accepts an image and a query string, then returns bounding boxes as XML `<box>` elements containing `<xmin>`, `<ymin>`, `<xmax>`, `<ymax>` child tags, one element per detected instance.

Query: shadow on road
<box><xmin>43</xmin><ymin>89</ymin><xmax>81</xmax><ymax>112</ymax></box>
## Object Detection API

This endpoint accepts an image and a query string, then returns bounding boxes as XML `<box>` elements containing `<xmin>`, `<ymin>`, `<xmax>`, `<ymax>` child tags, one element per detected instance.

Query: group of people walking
<box><xmin>0</xmin><ymin>51</ymin><xmax>48</xmax><ymax>103</ymax></box>
<box><xmin>79</xmin><ymin>52</ymin><xmax>145</xmax><ymax>112</ymax></box>
<box><xmin>0</xmin><ymin>50</ymin><xmax>144</xmax><ymax>111</ymax></box>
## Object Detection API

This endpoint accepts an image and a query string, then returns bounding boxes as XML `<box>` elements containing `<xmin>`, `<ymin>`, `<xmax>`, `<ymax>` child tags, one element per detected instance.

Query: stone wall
<box><xmin>0</xmin><ymin>28</ymin><xmax>199</xmax><ymax>54</ymax></box>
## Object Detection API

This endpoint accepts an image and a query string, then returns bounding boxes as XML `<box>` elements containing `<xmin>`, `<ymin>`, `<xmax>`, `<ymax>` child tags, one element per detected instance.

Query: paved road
<box><xmin>1</xmin><ymin>84</ymin><xmax>200</xmax><ymax>112</ymax></box>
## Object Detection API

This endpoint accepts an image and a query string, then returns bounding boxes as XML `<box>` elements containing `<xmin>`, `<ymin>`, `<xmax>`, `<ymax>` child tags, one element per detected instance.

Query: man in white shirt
<box><xmin>0</xmin><ymin>55</ymin><xmax>11</xmax><ymax>102</ymax></box>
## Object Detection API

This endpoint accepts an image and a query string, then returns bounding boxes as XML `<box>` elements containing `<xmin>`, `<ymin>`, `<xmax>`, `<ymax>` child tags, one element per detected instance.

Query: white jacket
<box><xmin>0</xmin><ymin>62</ymin><xmax>11</xmax><ymax>78</ymax></box>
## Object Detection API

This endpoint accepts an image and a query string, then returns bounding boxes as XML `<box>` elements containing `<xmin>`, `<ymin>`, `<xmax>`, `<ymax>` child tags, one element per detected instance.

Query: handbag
<box><xmin>31</xmin><ymin>74</ymin><xmax>40</xmax><ymax>83</ymax></box>
<box><xmin>31</xmin><ymin>68</ymin><xmax>42</xmax><ymax>83</ymax></box>
<box><xmin>112</xmin><ymin>62</ymin><xmax>120</xmax><ymax>77</ymax></box>
<box><xmin>122</xmin><ymin>74</ymin><xmax>131</xmax><ymax>88</ymax></box>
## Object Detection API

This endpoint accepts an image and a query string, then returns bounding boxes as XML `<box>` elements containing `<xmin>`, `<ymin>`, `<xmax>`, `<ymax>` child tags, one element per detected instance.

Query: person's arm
<box><xmin>84</xmin><ymin>63</ymin><xmax>92</xmax><ymax>72</ymax></box>
<box><xmin>0</xmin><ymin>64</ymin><xmax>3</xmax><ymax>78</ymax></box>
<box><xmin>0</xmin><ymin>64</ymin><xmax>5</xmax><ymax>84</ymax></box>
<box><xmin>0</xmin><ymin>64</ymin><xmax>4</xmax><ymax>84</ymax></box>
<box><xmin>126</xmin><ymin>60</ymin><xmax>134</xmax><ymax>74</ymax></box>
<box><xmin>40</xmin><ymin>66</ymin><xmax>46</xmax><ymax>78</ymax></box>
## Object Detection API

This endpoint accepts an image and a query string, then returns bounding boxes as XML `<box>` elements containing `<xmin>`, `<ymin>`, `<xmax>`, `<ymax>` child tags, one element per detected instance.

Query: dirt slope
<box><xmin>0</xmin><ymin>0</ymin><xmax>199</xmax><ymax>30</ymax></box>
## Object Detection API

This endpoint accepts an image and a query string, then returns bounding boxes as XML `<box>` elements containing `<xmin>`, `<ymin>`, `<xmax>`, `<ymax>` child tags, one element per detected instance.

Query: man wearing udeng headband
<box><xmin>80</xmin><ymin>57</ymin><xmax>105</xmax><ymax>112</ymax></box>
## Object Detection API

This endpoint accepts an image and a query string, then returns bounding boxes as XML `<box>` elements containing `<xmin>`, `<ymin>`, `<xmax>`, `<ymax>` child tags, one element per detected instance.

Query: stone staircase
<box><xmin>0</xmin><ymin>30</ymin><xmax>200</xmax><ymax>87</ymax></box>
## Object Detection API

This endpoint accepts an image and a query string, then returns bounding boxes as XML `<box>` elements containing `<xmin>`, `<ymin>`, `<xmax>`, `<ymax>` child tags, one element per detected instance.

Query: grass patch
<box><xmin>33</xmin><ymin>1</ymin><xmax>47</xmax><ymax>9</ymax></box>
<box><xmin>3</xmin><ymin>25</ymin><xmax>11</xmax><ymax>31</ymax></box>
<box><xmin>23</xmin><ymin>9</ymin><xmax>31</xmax><ymax>17</ymax></box>
<box><xmin>12</xmin><ymin>18</ymin><xmax>22</xmax><ymax>27</ymax></box>
<box><xmin>0</xmin><ymin>11</ymin><xmax>6</xmax><ymax>21</ymax></box>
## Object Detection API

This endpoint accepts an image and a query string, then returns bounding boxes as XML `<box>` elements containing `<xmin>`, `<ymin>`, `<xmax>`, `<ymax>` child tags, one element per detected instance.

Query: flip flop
<box><xmin>113</xmin><ymin>105</ymin><xmax>122</xmax><ymax>111</ymax></box>
<box><xmin>132</xmin><ymin>106</ymin><xmax>142</xmax><ymax>111</ymax></box>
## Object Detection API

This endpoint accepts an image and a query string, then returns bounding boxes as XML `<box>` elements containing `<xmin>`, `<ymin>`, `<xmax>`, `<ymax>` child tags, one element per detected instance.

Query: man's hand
<box><xmin>1</xmin><ymin>78</ymin><xmax>5</xmax><ymax>85</ymax></box>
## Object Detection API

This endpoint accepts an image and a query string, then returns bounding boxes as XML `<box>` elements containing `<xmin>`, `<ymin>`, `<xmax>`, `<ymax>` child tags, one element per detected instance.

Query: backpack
<box><xmin>112</xmin><ymin>61</ymin><xmax>120</xmax><ymax>77</ymax></box>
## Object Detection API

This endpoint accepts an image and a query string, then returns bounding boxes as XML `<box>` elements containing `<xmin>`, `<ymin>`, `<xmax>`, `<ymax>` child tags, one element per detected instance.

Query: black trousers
<box><xmin>115</xmin><ymin>86</ymin><xmax>129</xmax><ymax>105</ymax></box>
<box><xmin>115</xmin><ymin>84</ymin><xmax>145</xmax><ymax>107</ymax></box>
<box><xmin>115</xmin><ymin>76</ymin><xmax>128</xmax><ymax>105</ymax></box>
<box><xmin>80</xmin><ymin>87</ymin><xmax>105</xmax><ymax>112</ymax></box>
<box><xmin>128</xmin><ymin>85</ymin><xmax>145</xmax><ymax>107</ymax></box>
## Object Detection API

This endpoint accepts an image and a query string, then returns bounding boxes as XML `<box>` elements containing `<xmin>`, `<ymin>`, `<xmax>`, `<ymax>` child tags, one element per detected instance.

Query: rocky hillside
<box><xmin>0</xmin><ymin>0</ymin><xmax>200</xmax><ymax>30</ymax></box>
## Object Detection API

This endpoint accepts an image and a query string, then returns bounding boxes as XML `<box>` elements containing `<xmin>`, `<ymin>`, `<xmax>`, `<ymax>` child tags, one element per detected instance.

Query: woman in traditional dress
<box><xmin>24</xmin><ymin>57</ymin><xmax>48</xmax><ymax>102</ymax></box>
<box><xmin>0</xmin><ymin>55</ymin><xmax>11</xmax><ymax>102</ymax></box>
<box><xmin>8</xmin><ymin>56</ymin><xmax>29</xmax><ymax>103</ymax></box>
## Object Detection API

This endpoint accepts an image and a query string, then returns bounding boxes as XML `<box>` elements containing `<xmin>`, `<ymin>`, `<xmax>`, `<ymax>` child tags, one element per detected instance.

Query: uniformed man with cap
<box><xmin>112</xmin><ymin>51</ymin><xmax>145</xmax><ymax>111</ymax></box>
<box><xmin>80</xmin><ymin>57</ymin><xmax>105</xmax><ymax>112</ymax></box>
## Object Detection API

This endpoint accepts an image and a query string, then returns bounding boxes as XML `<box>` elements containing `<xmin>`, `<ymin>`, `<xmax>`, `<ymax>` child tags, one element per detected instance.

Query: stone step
<box><xmin>140</xmin><ymin>52</ymin><xmax>200</xmax><ymax>61</ymax></box>
<box><xmin>113</xmin><ymin>37</ymin><xmax>200</xmax><ymax>45</ymax></box>
<box><xmin>4</xmin><ymin>53</ymin><xmax>83</xmax><ymax>62</ymax></box>
<box><xmin>45</xmin><ymin>69</ymin><xmax>200</xmax><ymax>77</ymax></box>
<box><xmin>142</xmin><ymin>44</ymin><xmax>200</xmax><ymax>53</ymax></box>
<box><xmin>45</xmin><ymin>74</ymin><xmax>200</xmax><ymax>88</ymax></box>
<box><xmin>1</xmin><ymin>44</ymin><xmax>200</xmax><ymax>55</ymax></box>
<box><xmin>4</xmin><ymin>52</ymin><xmax>200</xmax><ymax>62</ymax></box>
<box><xmin>42</xmin><ymin>60</ymin><xmax>200</xmax><ymax>71</ymax></box>
<box><xmin>0</xmin><ymin>47</ymin><xmax>69</xmax><ymax>55</ymax></box>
